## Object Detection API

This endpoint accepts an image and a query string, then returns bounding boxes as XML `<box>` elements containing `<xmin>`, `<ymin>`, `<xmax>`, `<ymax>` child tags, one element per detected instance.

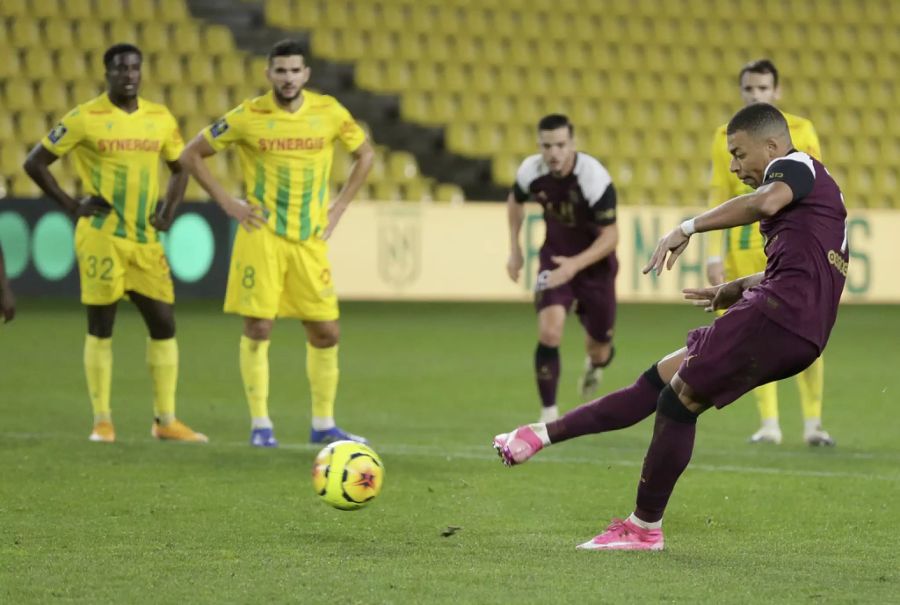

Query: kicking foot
<box><xmin>152</xmin><ymin>419</ymin><xmax>209</xmax><ymax>443</ymax></box>
<box><xmin>804</xmin><ymin>426</ymin><xmax>836</xmax><ymax>447</ymax></box>
<box><xmin>310</xmin><ymin>426</ymin><xmax>368</xmax><ymax>445</ymax></box>
<box><xmin>250</xmin><ymin>427</ymin><xmax>279</xmax><ymax>448</ymax></box>
<box><xmin>492</xmin><ymin>424</ymin><xmax>545</xmax><ymax>466</ymax></box>
<box><xmin>578</xmin><ymin>357</ymin><xmax>603</xmax><ymax>400</ymax></box>
<box><xmin>89</xmin><ymin>420</ymin><xmax>115</xmax><ymax>443</ymax></box>
<box><xmin>749</xmin><ymin>425</ymin><xmax>782</xmax><ymax>445</ymax></box>
<box><xmin>576</xmin><ymin>518</ymin><xmax>665</xmax><ymax>551</ymax></box>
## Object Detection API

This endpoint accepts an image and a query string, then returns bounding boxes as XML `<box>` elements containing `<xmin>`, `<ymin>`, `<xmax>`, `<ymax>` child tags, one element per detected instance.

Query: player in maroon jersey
<box><xmin>506</xmin><ymin>114</ymin><xmax>619</xmax><ymax>423</ymax></box>
<box><xmin>494</xmin><ymin>103</ymin><xmax>848</xmax><ymax>551</ymax></box>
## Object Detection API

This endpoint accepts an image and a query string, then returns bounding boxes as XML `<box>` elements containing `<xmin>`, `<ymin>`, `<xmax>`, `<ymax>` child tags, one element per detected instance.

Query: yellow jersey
<box><xmin>202</xmin><ymin>90</ymin><xmax>366</xmax><ymax>242</ymax></box>
<box><xmin>42</xmin><ymin>93</ymin><xmax>184</xmax><ymax>243</ymax></box>
<box><xmin>707</xmin><ymin>111</ymin><xmax>822</xmax><ymax>258</ymax></box>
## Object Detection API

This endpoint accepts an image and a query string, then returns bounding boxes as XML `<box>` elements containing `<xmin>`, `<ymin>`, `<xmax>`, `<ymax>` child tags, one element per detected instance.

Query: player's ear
<box><xmin>773</xmin><ymin>85</ymin><xmax>782</xmax><ymax>102</ymax></box>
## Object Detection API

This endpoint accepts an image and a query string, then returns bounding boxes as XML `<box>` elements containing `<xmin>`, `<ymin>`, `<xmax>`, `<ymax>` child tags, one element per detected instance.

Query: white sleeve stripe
<box><xmin>764</xmin><ymin>151</ymin><xmax>815</xmax><ymax>180</ymax></box>
<box><xmin>573</xmin><ymin>153</ymin><xmax>612</xmax><ymax>206</ymax></box>
<box><xmin>515</xmin><ymin>154</ymin><xmax>547</xmax><ymax>191</ymax></box>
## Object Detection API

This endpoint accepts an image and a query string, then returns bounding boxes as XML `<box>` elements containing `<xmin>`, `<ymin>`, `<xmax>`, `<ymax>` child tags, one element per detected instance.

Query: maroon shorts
<box><xmin>534</xmin><ymin>271</ymin><xmax>616</xmax><ymax>343</ymax></box>
<box><xmin>678</xmin><ymin>298</ymin><xmax>819</xmax><ymax>409</ymax></box>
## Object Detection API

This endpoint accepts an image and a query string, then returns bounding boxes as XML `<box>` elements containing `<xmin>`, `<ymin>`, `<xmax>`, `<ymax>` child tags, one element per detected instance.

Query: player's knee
<box><xmin>590</xmin><ymin>344</ymin><xmax>614</xmax><ymax>367</ymax></box>
<box><xmin>657</xmin><ymin>386</ymin><xmax>700</xmax><ymax>425</ymax></box>
<box><xmin>538</xmin><ymin>328</ymin><xmax>563</xmax><ymax>347</ymax></box>
<box><xmin>244</xmin><ymin>319</ymin><xmax>274</xmax><ymax>341</ymax></box>
<box><xmin>86</xmin><ymin>306</ymin><xmax>115</xmax><ymax>338</ymax></box>
<box><xmin>306</xmin><ymin>322</ymin><xmax>339</xmax><ymax>347</ymax></box>
<box><xmin>147</xmin><ymin>316</ymin><xmax>175</xmax><ymax>340</ymax></box>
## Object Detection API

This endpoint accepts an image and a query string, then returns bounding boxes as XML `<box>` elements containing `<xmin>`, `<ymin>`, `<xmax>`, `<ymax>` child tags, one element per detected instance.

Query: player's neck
<box><xmin>107</xmin><ymin>92</ymin><xmax>138</xmax><ymax>113</ymax></box>
<box><xmin>551</xmin><ymin>154</ymin><xmax>577</xmax><ymax>178</ymax></box>
<box><xmin>274</xmin><ymin>90</ymin><xmax>305</xmax><ymax>113</ymax></box>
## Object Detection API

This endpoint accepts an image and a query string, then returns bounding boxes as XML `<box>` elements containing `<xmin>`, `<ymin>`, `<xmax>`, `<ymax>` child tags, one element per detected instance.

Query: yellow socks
<box><xmin>307</xmin><ymin>343</ymin><xmax>338</xmax><ymax>430</ymax></box>
<box><xmin>147</xmin><ymin>338</ymin><xmax>178</xmax><ymax>424</ymax></box>
<box><xmin>797</xmin><ymin>355</ymin><xmax>824</xmax><ymax>422</ymax></box>
<box><xmin>84</xmin><ymin>335</ymin><xmax>112</xmax><ymax>422</ymax></box>
<box><xmin>240</xmin><ymin>335</ymin><xmax>271</xmax><ymax>424</ymax></box>
<box><xmin>753</xmin><ymin>381</ymin><xmax>779</xmax><ymax>425</ymax></box>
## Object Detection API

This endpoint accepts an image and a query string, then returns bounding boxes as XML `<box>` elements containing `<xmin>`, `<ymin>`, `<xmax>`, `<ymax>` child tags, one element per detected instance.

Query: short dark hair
<box><xmin>103</xmin><ymin>43</ymin><xmax>142</xmax><ymax>70</ymax></box>
<box><xmin>726</xmin><ymin>102</ymin><xmax>789</xmax><ymax>138</ymax></box>
<box><xmin>537</xmin><ymin>114</ymin><xmax>574</xmax><ymax>135</ymax></box>
<box><xmin>268</xmin><ymin>39</ymin><xmax>308</xmax><ymax>63</ymax></box>
<box><xmin>738</xmin><ymin>59</ymin><xmax>779</xmax><ymax>88</ymax></box>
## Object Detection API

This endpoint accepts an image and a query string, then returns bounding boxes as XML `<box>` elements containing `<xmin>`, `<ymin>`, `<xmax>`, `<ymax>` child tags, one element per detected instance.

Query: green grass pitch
<box><xmin>1</xmin><ymin>300</ymin><xmax>898</xmax><ymax>603</ymax></box>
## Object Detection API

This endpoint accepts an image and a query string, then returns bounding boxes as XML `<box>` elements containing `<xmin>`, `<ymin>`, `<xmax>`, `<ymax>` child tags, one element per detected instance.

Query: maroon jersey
<box><xmin>742</xmin><ymin>151</ymin><xmax>848</xmax><ymax>352</ymax></box>
<box><xmin>512</xmin><ymin>152</ymin><xmax>618</xmax><ymax>278</ymax></box>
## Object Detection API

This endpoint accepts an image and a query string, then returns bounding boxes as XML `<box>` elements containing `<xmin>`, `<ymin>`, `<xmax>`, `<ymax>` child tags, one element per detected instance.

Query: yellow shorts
<box><xmin>224</xmin><ymin>226</ymin><xmax>338</xmax><ymax>321</ymax></box>
<box><xmin>724</xmin><ymin>247</ymin><xmax>767</xmax><ymax>282</ymax></box>
<box><xmin>75</xmin><ymin>219</ymin><xmax>174</xmax><ymax>306</ymax></box>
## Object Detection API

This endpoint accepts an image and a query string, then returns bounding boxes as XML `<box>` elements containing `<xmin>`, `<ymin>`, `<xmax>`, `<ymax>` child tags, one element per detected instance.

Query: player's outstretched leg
<box><xmin>577</xmin><ymin>385</ymin><xmax>699</xmax><ymax>551</ymax></box>
<box><xmin>493</xmin><ymin>364</ymin><xmax>667</xmax><ymax>466</ymax></box>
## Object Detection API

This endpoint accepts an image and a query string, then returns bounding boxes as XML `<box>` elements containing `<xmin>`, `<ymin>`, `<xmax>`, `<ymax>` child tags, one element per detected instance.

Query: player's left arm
<box><xmin>0</xmin><ymin>243</ymin><xmax>15</xmax><ymax>323</ymax></box>
<box><xmin>323</xmin><ymin>105</ymin><xmax>375</xmax><ymax>240</ymax></box>
<box><xmin>645</xmin><ymin>158</ymin><xmax>814</xmax><ymax>275</ymax></box>
<box><xmin>152</xmin><ymin>116</ymin><xmax>189</xmax><ymax>231</ymax></box>
<box><xmin>544</xmin><ymin>182</ymin><xmax>618</xmax><ymax>289</ymax></box>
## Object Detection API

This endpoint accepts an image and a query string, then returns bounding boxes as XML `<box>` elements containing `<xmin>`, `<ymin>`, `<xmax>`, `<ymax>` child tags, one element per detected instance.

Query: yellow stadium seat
<box><xmin>354</xmin><ymin>59</ymin><xmax>382</xmax><ymax>92</ymax></box>
<box><xmin>55</xmin><ymin>51</ymin><xmax>88</xmax><ymax>82</ymax></box>
<box><xmin>0</xmin><ymin>113</ymin><xmax>14</xmax><ymax>142</ymax></box>
<box><xmin>373</xmin><ymin>181</ymin><xmax>402</xmax><ymax>202</ymax></box>
<box><xmin>0</xmin><ymin>0</ymin><xmax>27</xmax><ymax>17</ymax></box>
<box><xmin>36</xmin><ymin>80</ymin><xmax>70</xmax><ymax>115</ymax></box>
<box><xmin>15</xmin><ymin>111</ymin><xmax>48</xmax><ymax>146</ymax></box>
<box><xmin>23</xmin><ymin>49</ymin><xmax>54</xmax><ymax>79</ymax></box>
<box><xmin>182</xmin><ymin>115</ymin><xmax>211</xmax><ymax>140</ymax></box>
<box><xmin>400</xmin><ymin>93</ymin><xmax>429</xmax><ymax>124</ymax></box>
<box><xmin>333</xmin><ymin>30</ymin><xmax>366</xmax><ymax>61</ymax></box>
<box><xmin>107</xmin><ymin>20</ymin><xmax>139</xmax><ymax>45</ymax></box>
<box><xmin>322</xmin><ymin>1</ymin><xmax>351</xmax><ymax>29</ymax></box>
<box><xmin>368</xmin><ymin>31</ymin><xmax>397</xmax><ymax>61</ymax></box>
<box><xmin>150</xmin><ymin>53</ymin><xmax>185</xmax><ymax>85</ymax></box>
<box><xmin>3</xmin><ymin>79</ymin><xmax>35</xmax><ymax>113</ymax></box>
<box><xmin>74</xmin><ymin>21</ymin><xmax>108</xmax><ymax>52</ymax></box>
<box><xmin>139</xmin><ymin>22</ymin><xmax>171</xmax><ymax>54</ymax></box>
<box><xmin>203</xmin><ymin>25</ymin><xmax>234</xmax><ymax>55</ymax></box>
<box><xmin>408</xmin><ymin>63</ymin><xmax>438</xmax><ymax>93</ymax></box>
<box><xmin>215</xmin><ymin>55</ymin><xmax>247</xmax><ymax>87</ymax></box>
<box><xmin>171</xmin><ymin>23</ymin><xmax>201</xmax><ymax>54</ymax></box>
<box><xmin>157</xmin><ymin>0</ymin><xmax>190</xmax><ymax>24</ymax></box>
<box><xmin>197</xmin><ymin>88</ymin><xmax>231</xmax><ymax>119</ymax></box>
<box><xmin>376</xmin><ymin>3</ymin><xmax>407</xmax><ymax>33</ymax></box>
<box><xmin>434</xmin><ymin>183</ymin><xmax>465</xmax><ymax>204</ymax></box>
<box><xmin>60</xmin><ymin>0</ymin><xmax>91</xmax><ymax>18</ymax></box>
<box><xmin>0</xmin><ymin>145</ymin><xmax>27</xmax><ymax>178</ymax></box>
<box><xmin>44</xmin><ymin>19</ymin><xmax>75</xmax><ymax>50</ymax></box>
<box><xmin>166</xmin><ymin>87</ymin><xmax>198</xmax><ymax>118</ymax></box>
<box><xmin>9</xmin><ymin>18</ymin><xmax>41</xmax><ymax>47</ymax></box>
<box><xmin>428</xmin><ymin>93</ymin><xmax>456</xmax><ymax>125</ymax></box>
<box><xmin>11</xmin><ymin>175</ymin><xmax>44</xmax><ymax>198</ymax></box>
<box><xmin>402</xmin><ymin>178</ymin><xmax>433</xmax><ymax>203</ymax></box>
<box><xmin>0</xmin><ymin>45</ymin><xmax>22</xmax><ymax>79</ymax></box>
<box><xmin>352</xmin><ymin>2</ymin><xmax>378</xmax><ymax>30</ymax></box>
<box><xmin>245</xmin><ymin>56</ymin><xmax>269</xmax><ymax>90</ymax></box>
<box><xmin>29</xmin><ymin>0</ymin><xmax>60</xmax><ymax>19</ymax></box>
<box><xmin>126</xmin><ymin>0</ymin><xmax>157</xmax><ymax>22</ymax></box>
<box><xmin>71</xmin><ymin>81</ymin><xmax>104</xmax><ymax>104</ymax></box>
<box><xmin>421</xmin><ymin>35</ymin><xmax>449</xmax><ymax>63</ymax></box>
<box><xmin>263</xmin><ymin>0</ymin><xmax>290</xmax><ymax>28</ymax></box>
<box><xmin>387</xmin><ymin>151</ymin><xmax>420</xmax><ymax>182</ymax></box>
<box><xmin>185</xmin><ymin>55</ymin><xmax>215</xmax><ymax>85</ymax></box>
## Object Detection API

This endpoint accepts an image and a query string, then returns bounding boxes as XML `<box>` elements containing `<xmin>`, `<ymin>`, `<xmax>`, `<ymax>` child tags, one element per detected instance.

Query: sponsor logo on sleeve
<box><xmin>210</xmin><ymin>118</ymin><xmax>230</xmax><ymax>138</ymax></box>
<box><xmin>47</xmin><ymin>123</ymin><xmax>68</xmax><ymax>144</ymax></box>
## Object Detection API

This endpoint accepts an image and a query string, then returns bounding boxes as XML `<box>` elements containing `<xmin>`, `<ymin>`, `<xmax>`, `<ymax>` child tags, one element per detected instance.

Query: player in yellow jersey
<box><xmin>180</xmin><ymin>40</ymin><xmax>375</xmax><ymax>447</ymax></box>
<box><xmin>23</xmin><ymin>44</ymin><xmax>207</xmax><ymax>443</ymax></box>
<box><xmin>706</xmin><ymin>59</ymin><xmax>833</xmax><ymax>446</ymax></box>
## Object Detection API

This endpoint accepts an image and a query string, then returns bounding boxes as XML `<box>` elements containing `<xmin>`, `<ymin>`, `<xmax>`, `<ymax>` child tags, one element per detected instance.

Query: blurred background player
<box><xmin>22</xmin><ymin>44</ymin><xmax>207</xmax><ymax>443</ymax></box>
<box><xmin>0</xmin><ymin>243</ymin><xmax>15</xmax><ymax>323</ymax></box>
<box><xmin>495</xmin><ymin>103</ymin><xmax>849</xmax><ymax>550</ymax></box>
<box><xmin>506</xmin><ymin>114</ymin><xmax>618</xmax><ymax>423</ymax></box>
<box><xmin>706</xmin><ymin>59</ymin><xmax>833</xmax><ymax>446</ymax></box>
<box><xmin>180</xmin><ymin>40</ymin><xmax>375</xmax><ymax>448</ymax></box>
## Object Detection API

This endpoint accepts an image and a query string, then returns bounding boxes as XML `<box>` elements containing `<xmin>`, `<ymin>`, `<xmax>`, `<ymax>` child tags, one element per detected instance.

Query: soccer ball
<box><xmin>312</xmin><ymin>440</ymin><xmax>384</xmax><ymax>510</ymax></box>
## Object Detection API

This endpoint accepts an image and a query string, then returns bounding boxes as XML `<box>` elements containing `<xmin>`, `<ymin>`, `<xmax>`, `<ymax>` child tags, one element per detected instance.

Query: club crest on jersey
<box><xmin>210</xmin><ymin>118</ymin><xmax>229</xmax><ymax>138</ymax></box>
<box><xmin>47</xmin><ymin>123</ymin><xmax>67</xmax><ymax>143</ymax></box>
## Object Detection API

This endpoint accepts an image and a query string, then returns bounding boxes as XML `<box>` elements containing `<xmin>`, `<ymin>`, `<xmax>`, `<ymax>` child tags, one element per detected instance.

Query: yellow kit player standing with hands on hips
<box><xmin>180</xmin><ymin>40</ymin><xmax>374</xmax><ymax>447</ymax></box>
<box><xmin>707</xmin><ymin>59</ymin><xmax>833</xmax><ymax>446</ymax></box>
<box><xmin>23</xmin><ymin>44</ymin><xmax>207</xmax><ymax>443</ymax></box>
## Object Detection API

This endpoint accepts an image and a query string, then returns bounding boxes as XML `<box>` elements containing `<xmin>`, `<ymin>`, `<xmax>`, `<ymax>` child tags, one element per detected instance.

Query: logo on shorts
<box><xmin>320</xmin><ymin>268</ymin><xmax>332</xmax><ymax>285</ymax></box>
<box><xmin>47</xmin><ymin>123</ymin><xmax>68</xmax><ymax>143</ymax></box>
<box><xmin>210</xmin><ymin>118</ymin><xmax>229</xmax><ymax>138</ymax></box>
<box><xmin>377</xmin><ymin>207</ymin><xmax>421</xmax><ymax>288</ymax></box>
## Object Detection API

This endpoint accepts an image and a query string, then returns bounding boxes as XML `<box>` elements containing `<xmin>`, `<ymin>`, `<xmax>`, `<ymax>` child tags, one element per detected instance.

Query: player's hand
<box><xmin>506</xmin><ymin>249</ymin><xmax>524</xmax><ymax>282</ymax></box>
<box><xmin>0</xmin><ymin>284</ymin><xmax>15</xmax><ymax>323</ymax></box>
<box><xmin>643</xmin><ymin>226</ymin><xmax>690</xmax><ymax>276</ymax></box>
<box><xmin>149</xmin><ymin>203</ymin><xmax>175</xmax><ymax>232</ymax></box>
<box><xmin>223</xmin><ymin>198</ymin><xmax>267</xmax><ymax>231</ymax></box>
<box><xmin>322</xmin><ymin>201</ymin><xmax>348</xmax><ymax>240</ymax></box>
<box><xmin>541</xmin><ymin>255</ymin><xmax>578</xmax><ymax>289</ymax></box>
<box><xmin>75</xmin><ymin>195</ymin><xmax>112</xmax><ymax>218</ymax></box>
<box><xmin>706</xmin><ymin>260</ymin><xmax>725</xmax><ymax>286</ymax></box>
<box><xmin>682</xmin><ymin>279</ymin><xmax>743</xmax><ymax>312</ymax></box>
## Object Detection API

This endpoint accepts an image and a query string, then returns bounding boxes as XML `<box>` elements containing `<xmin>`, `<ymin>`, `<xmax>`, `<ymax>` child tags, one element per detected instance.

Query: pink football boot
<box><xmin>576</xmin><ymin>518</ymin><xmax>665</xmax><ymax>551</ymax></box>
<box><xmin>492</xmin><ymin>424</ymin><xmax>545</xmax><ymax>466</ymax></box>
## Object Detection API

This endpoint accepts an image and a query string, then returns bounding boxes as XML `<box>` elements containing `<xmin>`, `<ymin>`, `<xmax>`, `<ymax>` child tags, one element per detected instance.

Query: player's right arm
<box><xmin>179</xmin><ymin>112</ymin><xmax>265</xmax><ymax>231</ymax></box>
<box><xmin>683</xmin><ymin>271</ymin><xmax>765</xmax><ymax>312</ymax></box>
<box><xmin>506</xmin><ymin>191</ymin><xmax>526</xmax><ymax>282</ymax></box>
<box><xmin>705</xmin><ymin>128</ymin><xmax>731</xmax><ymax>285</ymax></box>
<box><xmin>23</xmin><ymin>110</ymin><xmax>109</xmax><ymax>218</ymax></box>
<box><xmin>0</xmin><ymin>243</ymin><xmax>15</xmax><ymax>323</ymax></box>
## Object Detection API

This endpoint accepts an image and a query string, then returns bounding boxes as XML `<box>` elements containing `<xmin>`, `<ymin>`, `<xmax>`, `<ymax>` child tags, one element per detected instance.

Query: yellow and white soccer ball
<box><xmin>312</xmin><ymin>440</ymin><xmax>384</xmax><ymax>510</ymax></box>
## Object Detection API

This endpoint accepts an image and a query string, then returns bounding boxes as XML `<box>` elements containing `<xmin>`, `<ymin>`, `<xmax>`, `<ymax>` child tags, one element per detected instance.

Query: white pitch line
<box><xmin>1</xmin><ymin>431</ymin><xmax>898</xmax><ymax>482</ymax></box>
